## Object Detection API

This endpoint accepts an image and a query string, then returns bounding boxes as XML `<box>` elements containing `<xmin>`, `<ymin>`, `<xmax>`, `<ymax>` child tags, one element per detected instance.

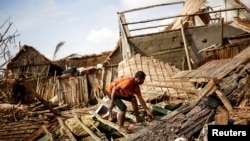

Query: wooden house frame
<box><xmin>117</xmin><ymin>0</ymin><xmax>250</xmax><ymax>70</ymax></box>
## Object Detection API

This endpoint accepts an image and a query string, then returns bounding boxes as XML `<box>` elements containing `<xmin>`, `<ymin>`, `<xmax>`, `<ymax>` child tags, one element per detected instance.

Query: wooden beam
<box><xmin>130</xmin><ymin>23</ymin><xmax>173</xmax><ymax>32</ymax></box>
<box><xmin>143</xmin><ymin>83</ymin><xmax>199</xmax><ymax>94</ymax></box>
<box><xmin>190</xmin><ymin>78</ymin><xmax>217</xmax><ymax>108</ymax></box>
<box><xmin>118</xmin><ymin>1</ymin><xmax>185</xmax><ymax>14</ymax></box>
<box><xmin>42</xmin><ymin>125</ymin><xmax>54</xmax><ymax>141</ymax></box>
<box><xmin>24</xmin><ymin>124</ymin><xmax>52</xmax><ymax>141</ymax></box>
<box><xmin>122</xmin><ymin>7</ymin><xmax>245</xmax><ymax>26</ymax></box>
<box><xmin>215</xmin><ymin>90</ymin><xmax>233</xmax><ymax>112</ymax></box>
<box><xmin>221</xmin><ymin>17</ymin><xmax>224</xmax><ymax>44</ymax></box>
<box><xmin>181</xmin><ymin>20</ymin><xmax>192</xmax><ymax>70</ymax></box>
<box><xmin>215</xmin><ymin>106</ymin><xmax>228</xmax><ymax>125</ymax></box>
<box><xmin>19</xmin><ymin>78</ymin><xmax>61</xmax><ymax>116</ymax></box>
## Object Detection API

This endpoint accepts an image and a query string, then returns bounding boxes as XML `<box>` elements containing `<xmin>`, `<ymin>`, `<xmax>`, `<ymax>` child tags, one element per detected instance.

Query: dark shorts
<box><xmin>107</xmin><ymin>92</ymin><xmax>135</xmax><ymax>111</ymax></box>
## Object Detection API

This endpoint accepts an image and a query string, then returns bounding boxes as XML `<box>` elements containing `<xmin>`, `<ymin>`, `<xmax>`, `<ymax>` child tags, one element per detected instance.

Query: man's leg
<box><xmin>118</xmin><ymin>110</ymin><xmax>126</xmax><ymax>128</ymax></box>
<box><xmin>110</xmin><ymin>96</ymin><xmax>128</xmax><ymax>131</ymax></box>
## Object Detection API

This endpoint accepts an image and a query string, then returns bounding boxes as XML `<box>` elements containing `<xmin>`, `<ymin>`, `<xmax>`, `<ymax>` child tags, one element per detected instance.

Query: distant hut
<box><xmin>6</xmin><ymin>45</ymin><xmax>63</xmax><ymax>78</ymax></box>
<box><xmin>1</xmin><ymin>45</ymin><xmax>63</xmax><ymax>104</ymax></box>
<box><xmin>52</xmin><ymin>50</ymin><xmax>117</xmax><ymax>107</ymax></box>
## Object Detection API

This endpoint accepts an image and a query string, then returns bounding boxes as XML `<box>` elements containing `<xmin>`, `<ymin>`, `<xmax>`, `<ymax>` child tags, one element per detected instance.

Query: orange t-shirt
<box><xmin>106</xmin><ymin>77</ymin><xmax>141</xmax><ymax>97</ymax></box>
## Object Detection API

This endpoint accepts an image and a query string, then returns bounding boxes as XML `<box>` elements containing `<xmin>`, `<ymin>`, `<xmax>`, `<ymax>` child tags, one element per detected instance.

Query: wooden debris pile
<box><xmin>127</xmin><ymin>47</ymin><xmax>250</xmax><ymax>141</ymax></box>
<box><xmin>0</xmin><ymin>46</ymin><xmax>249</xmax><ymax>141</ymax></box>
<box><xmin>0</xmin><ymin>120</ymin><xmax>59</xmax><ymax>141</ymax></box>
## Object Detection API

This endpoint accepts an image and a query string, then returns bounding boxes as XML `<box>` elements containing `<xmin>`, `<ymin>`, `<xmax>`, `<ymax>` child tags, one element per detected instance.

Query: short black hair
<box><xmin>134</xmin><ymin>71</ymin><xmax>146</xmax><ymax>79</ymax></box>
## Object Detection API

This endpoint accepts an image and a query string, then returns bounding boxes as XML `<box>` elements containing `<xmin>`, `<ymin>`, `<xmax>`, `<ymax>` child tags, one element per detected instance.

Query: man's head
<box><xmin>134</xmin><ymin>71</ymin><xmax>146</xmax><ymax>85</ymax></box>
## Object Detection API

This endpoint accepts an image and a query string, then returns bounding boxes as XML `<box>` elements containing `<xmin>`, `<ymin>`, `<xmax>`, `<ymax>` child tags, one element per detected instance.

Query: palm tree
<box><xmin>53</xmin><ymin>41</ymin><xmax>65</xmax><ymax>60</ymax></box>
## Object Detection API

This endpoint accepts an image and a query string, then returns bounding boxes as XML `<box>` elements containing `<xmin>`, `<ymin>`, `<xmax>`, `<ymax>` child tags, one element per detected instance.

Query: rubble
<box><xmin>0</xmin><ymin>0</ymin><xmax>250</xmax><ymax>141</ymax></box>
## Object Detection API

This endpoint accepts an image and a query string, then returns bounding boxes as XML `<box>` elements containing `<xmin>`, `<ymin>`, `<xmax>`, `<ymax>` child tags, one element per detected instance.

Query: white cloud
<box><xmin>86</xmin><ymin>28</ymin><xmax>117</xmax><ymax>43</ymax></box>
<box><xmin>4</xmin><ymin>0</ymin><xmax>249</xmax><ymax>62</ymax></box>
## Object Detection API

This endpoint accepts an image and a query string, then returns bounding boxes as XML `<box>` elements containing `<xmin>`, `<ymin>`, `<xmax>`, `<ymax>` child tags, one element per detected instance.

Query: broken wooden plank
<box><xmin>181</xmin><ymin>116</ymin><xmax>208</xmax><ymax>139</ymax></box>
<box><xmin>28</xmin><ymin>104</ymin><xmax>68</xmax><ymax>116</ymax></box>
<box><xmin>178</xmin><ymin>107</ymin><xmax>213</xmax><ymax>139</ymax></box>
<box><xmin>42</xmin><ymin>125</ymin><xmax>54</xmax><ymax>141</ymax></box>
<box><xmin>118</xmin><ymin>1</ymin><xmax>185</xmax><ymax>14</ymax></box>
<box><xmin>23</xmin><ymin>124</ymin><xmax>51</xmax><ymax>141</ymax></box>
<box><xmin>196</xmin><ymin>109</ymin><xmax>215</xmax><ymax>140</ymax></box>
<box><xmin>215</xmin><ymin>90</ymin><xmax>233</xmax><ymax>112</ymax></box>
<box><xmin>181</xmin><ymin>20</ymin><xmax>192</xmax><ymax>70</ymax></box>
<box><xmin>190</xmin><ymin>78</ymin><xmax>217</xmax><ymax>108</ymax></box>
<box><xmin>143</xmin><ymin>83</ymin><xmax>199</xmax><ymax>94</ymax></box>
<box><xmin>215</xmin><ymin>106</ymin><xmax>228</xmax><ymax>125</ymax></box>
<box><xmin>19</xmin><ymin>78</ymin><xmax>61</xmax><ymax>116</ymax></box>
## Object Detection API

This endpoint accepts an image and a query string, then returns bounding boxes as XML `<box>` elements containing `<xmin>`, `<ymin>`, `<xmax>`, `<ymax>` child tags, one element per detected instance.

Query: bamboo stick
<box><xmin>181</xmin><ymin>20</ymin><xmax>192</xmax><ymax>70</ymax></box>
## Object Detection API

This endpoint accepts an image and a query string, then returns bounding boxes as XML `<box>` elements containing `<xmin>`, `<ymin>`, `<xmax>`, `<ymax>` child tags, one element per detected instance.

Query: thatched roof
<box><xmin>52</xmin><ymin>51</ymin><xmax>112</xmax><ymax>69</ymax></box>
<box><xmin>7</xmin><ymin>45</ymin><xmax>51</xmax><ymax>69</ymax></box>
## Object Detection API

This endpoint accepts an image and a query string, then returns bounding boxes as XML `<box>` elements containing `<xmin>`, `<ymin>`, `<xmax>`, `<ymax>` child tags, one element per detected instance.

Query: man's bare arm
<box><xmin>137</xmin><ymin>94</ymin><xmax>154</xmax><ymax>119</ymax></box>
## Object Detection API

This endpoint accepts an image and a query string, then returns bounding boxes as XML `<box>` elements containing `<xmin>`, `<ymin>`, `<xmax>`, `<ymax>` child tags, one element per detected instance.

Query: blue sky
<box><xmin>0</xmin><ymin>0</ymin><xmax>249</xmax><ymax>61</ymax></box>
<box><xmin>1</xmin><ymin>0</ymin><xmax>181</xmax><ymax>60</ymax></box>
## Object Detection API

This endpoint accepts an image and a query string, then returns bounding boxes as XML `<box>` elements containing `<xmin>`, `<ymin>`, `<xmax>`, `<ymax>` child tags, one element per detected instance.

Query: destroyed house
<box><xmin>117</xmin><ymin>0</ymin><xmax>250</xmax><ymax>70</ymax></box>
<box><xmin>6</xmin><ymin>45</ymin><xmax>63</xmax><ymax>78</ymax></box>
<box><xmin>1</xmin><ymin>0</ymin><xmax>250</xmax><ymax>141</ymax></box>
<box><xmin>50</xmin><ymin>51</ymin><xmax>116</xmax><ymax>106</ymax></box>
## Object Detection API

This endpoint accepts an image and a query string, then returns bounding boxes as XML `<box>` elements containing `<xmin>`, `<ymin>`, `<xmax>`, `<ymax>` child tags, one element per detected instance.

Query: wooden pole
<box><xmin>180</xmin><ymin>20</ymin><xmax>192</xmax><ymax>70</ymax></box>
<box><xmin>220</xmin><ymin>17</ymin><xmax>224</xmax><ymax>45</ymax></box>
<box><xmin>42</xmin><ymin>125</ymin><xmax>54</xmax><ymax>141</ymax></box>
<box><xmin>19</xmin><ymin>78</ymin><xmax>61</xmax><ymax>116</ymax></box>
<box><xmin>118</xmin><ymin>1</ymin><xmax>185</xmax><ymax>14</ymax></box>
<box><xmin>122</xmin><ymin>7</ymin><xmax>245</xmax><ymax>26</ymax></box>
